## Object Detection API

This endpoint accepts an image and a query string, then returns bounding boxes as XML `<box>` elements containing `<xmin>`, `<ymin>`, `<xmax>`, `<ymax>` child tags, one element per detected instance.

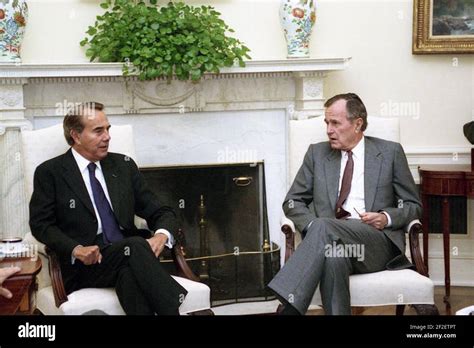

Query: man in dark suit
<box><xmin>269</xmin><ymin>93</ymin><xmax>421</xmax><ymax>315</ymax></box>
<box><xmin>29</xmin><ymin>102</ymin><xmax>187</xmax><ymax>315</ymax></box>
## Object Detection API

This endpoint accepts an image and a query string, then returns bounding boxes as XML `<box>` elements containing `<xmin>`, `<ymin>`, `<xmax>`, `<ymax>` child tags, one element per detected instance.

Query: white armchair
<box><xmin>281</xmin><ymin>116</ymin><xmax>438</xmax><ymax>315</ymax></box>
<box><xmin>21</xmin><ymin>123</ymin><xmax>212</xmax><ymax>315</ymax></box>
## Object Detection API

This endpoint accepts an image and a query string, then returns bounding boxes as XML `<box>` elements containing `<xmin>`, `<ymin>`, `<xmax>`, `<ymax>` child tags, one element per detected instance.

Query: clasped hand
<box><xmin>73</xmin><ymin>245</ymin><xmax>102</xmax><ymax>265</ymax></box>
<box><xmin>146</xmin><ymin>233</ymin><xmax>168</xmax><ymax>258</ymax></box>
<box><xmin>73</xmin><ymin>233</ymin><xmax>168</xmax><ymax>265</ymax></box>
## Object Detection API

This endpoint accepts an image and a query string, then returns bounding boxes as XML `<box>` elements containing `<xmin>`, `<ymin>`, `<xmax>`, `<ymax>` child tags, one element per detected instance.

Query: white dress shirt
<box><xmin>338</xmin><ymin>137</ymin><xmax>392</xmax><ymax>226</ymax></box>
<box><xmin>71</xmin><ymin>148</ymin><xmax>172</xmax><ymax>251</ymax></box>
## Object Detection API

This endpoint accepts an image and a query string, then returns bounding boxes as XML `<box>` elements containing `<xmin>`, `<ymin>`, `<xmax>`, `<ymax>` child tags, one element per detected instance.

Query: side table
<box><xmin>418</xmin><ymin>164</ymin><xmax>474</xmax><ymax>315</ymax></box>
<box><xmin>0</xmin><ymin>257</ymin><xmax>42</xmax><ymax>315</ymax></box>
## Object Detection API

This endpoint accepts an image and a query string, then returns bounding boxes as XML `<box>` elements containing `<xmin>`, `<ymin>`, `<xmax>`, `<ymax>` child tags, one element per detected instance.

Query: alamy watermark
<box><xmin>217</xmin><ymin>146</ymin><xmax>258</xmax><ymax>164</ymax></box>
<box><xmin>0</xmin><ymin>242</ymin><xmax>38</xmax><ymax>261</ymax></box>
<box><xmin>18</xmin><ymin>322</ymin><xmax>55</xmax><ymax>341</ymax></box>
<box><xmin>380</xmin><ymin>100</ymin><xmax>420</xmax><ymax>119</ymax></box>
<box><xmin>55</xmin><ymin>100</ymin><xmax>100</xmax><ymax>119</ymax></box>
<box><xmin>324</xmin><ymin>241</ymin><xmax>365</xmax><ymax>262</ymax></box>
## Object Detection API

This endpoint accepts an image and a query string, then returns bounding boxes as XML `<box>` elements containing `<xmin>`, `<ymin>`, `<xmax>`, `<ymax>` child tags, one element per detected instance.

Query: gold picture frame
<box><xmin>413</xmin><ymin>0</ymin><xmax>474</xmax><ymax>54</ymax></box>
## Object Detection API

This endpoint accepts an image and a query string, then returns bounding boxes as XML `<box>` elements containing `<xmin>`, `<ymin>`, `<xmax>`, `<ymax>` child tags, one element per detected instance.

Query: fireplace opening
<box><xmin>140</xmin><ymin>162</ymin><xmax>280</xmax><ymax>305</ymax></box>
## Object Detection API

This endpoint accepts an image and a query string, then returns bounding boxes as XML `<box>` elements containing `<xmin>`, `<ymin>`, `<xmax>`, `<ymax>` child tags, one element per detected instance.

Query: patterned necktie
<box><xmin>87</xmin><ymin>162</ymin><xmax>124</xmax><ymax>244</ymax></box>
<box><xmin>335</xmin><ymin>151</ymin><xmax>353</xmax><ymax>219</ymax></box>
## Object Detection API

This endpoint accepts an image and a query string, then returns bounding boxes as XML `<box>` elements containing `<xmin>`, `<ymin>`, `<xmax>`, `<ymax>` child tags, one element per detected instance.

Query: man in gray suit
<box><xmin>268</xmin><ymin>93</ymin><xmax>421</xmax><ymax>315</ymax></box>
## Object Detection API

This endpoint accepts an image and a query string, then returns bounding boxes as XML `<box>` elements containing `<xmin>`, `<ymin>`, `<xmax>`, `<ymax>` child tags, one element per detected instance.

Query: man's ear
<box><xmin>71</xmin><ymin>129</ymin><xmax>81</xmax><ymax>145</ymax></box>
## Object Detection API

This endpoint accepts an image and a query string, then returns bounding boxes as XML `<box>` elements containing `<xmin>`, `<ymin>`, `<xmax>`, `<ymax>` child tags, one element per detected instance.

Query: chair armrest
<box><xmin>170</xmin><ymin>229</ymin><xmax>201</xmax><ymax>282</ymax></box>
<box><xmin>280</xmin><ymin>215</ymin><xmax>296</xmax><ymax>263</ymax></box>
<box><xmin>406</xmin><ymin>219</ymin><xmax>428</xmax><ymax>277</ymax></box>
<box><xmin>45</xmin><ymin>246</ymin><xmax>69</xmax><ymax>308</ymax></box>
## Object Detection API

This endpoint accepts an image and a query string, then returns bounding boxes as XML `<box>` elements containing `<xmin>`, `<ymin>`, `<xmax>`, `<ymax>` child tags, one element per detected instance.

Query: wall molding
<box><xmin>405</xmin><ymin>146</ymin><xmax>471</xmax><ymax>183</ymax></box>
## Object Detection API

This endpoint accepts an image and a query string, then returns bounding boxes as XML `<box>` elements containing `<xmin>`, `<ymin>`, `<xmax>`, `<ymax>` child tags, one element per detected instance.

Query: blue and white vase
<box><xmin>0</xmin><ymin>0</ymin><xmax>28</xmax><ymax>63</ymax></box>
<box><xmin>279</xmin><ymin>0</ymin><xmax>316</xmax><ymax>58</ymax></box>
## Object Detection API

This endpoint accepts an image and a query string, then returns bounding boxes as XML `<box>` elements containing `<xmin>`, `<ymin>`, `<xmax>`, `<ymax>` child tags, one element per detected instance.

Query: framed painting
<box><xmin>413</xmin><ymin>0</ymin><xmax>474</xmax><ymax>54</ymax></box>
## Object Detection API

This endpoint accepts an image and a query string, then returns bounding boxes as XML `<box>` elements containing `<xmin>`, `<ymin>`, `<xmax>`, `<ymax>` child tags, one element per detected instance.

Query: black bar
<box><xmin>0</xmin><ymin>315</ymin><xmax>472</xmax><ymax>346</ymax></box>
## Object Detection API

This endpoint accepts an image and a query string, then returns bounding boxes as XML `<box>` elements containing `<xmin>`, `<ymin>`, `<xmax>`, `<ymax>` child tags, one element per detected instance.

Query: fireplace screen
<box><xmin>140</xmin><ymin>162</ymin><xmax>280</xmax><ymax>305</ymax></box>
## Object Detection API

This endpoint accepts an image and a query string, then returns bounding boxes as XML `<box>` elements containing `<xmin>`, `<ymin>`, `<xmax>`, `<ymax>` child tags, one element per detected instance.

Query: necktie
<box><xmin>87</xmin><ymin>162</ymin><xmax>124</xmax><ymax>244</ymax></box>
<box><xmin>335</xmin><ymin>151</ymin><xmax>353</xmax><ymax>219</ymax></box>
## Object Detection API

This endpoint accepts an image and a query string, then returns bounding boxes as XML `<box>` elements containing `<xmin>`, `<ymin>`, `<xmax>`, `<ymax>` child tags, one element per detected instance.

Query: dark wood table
<box><xmin>418</xmin><ymin>163</ymin><xmax>474</xmax><ymax>314</ymax></box>
<box><xmin>0</xmin><ymin>257</ymin><xmax>42</xmax><ymax>315</ymax></box>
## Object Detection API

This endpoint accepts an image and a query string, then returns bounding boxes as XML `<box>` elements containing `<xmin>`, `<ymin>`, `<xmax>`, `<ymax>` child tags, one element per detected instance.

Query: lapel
<box><xmin>324</xmin><ymin>149</ymin><xmax>341</xmax><ymax>211</ymax></box>
<box><xmin>364</xmin><ymin>137</ymin><xmax>383</xmax><ymax>212</ymax></box>
<box><xmin>61</xmin><ymin>149</ymin><xmax>95</xmax><ymax>217</ymax></box>
<box><xmin>100</xmin><ymin>155</ymin><xmax>122</xmax><ymax>220</ymax></box>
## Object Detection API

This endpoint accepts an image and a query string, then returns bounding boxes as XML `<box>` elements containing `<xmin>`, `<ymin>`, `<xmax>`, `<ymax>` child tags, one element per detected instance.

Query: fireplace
<box><xmin>141</xmin><ymin>162</ymin><xmax>280</xmax><ymax>305</ymax></box>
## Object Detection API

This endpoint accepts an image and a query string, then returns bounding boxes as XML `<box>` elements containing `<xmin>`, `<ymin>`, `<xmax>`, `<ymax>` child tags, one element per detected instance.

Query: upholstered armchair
<box><xmin>21</xmin><ymin>123</ymin><xmax>212</xmax><ymax>315</ymax></box>
<box><xmin>281</xmin><ymin>116</ymin><xmax>438</xmax><ymax>315</ymax></box>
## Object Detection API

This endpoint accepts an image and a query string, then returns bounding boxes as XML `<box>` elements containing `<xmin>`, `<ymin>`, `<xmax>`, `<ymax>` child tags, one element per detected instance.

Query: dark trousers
<box><xmin>75</xmin><ymin>235</ymin><xmax>187</xmax><ymax>315</ymax></box>
<box><xmin>269</xmin><ymin>218</ymin><xmax>399</xmax><ymax>315</ymax></box>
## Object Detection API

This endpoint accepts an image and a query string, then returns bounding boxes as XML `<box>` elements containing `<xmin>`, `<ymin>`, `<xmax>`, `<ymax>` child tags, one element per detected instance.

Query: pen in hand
<box><xmin>353</xmin><ymin>207</ymin><xmax>364</xmax><ymax>218</ymax></box>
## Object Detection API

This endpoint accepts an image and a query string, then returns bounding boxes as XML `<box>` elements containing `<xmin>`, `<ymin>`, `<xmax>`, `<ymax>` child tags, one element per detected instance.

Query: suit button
<box><xmin>93</xmin><ymin>219</ymin><xmax>97</xmax><ymax>223</ymax></box>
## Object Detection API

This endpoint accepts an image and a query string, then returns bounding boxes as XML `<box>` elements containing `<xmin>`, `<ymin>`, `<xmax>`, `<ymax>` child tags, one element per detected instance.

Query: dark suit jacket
<box><xmin>29</xmin><ymin>149</ymin><xmax>177</xmax><ymax>289</ymax></box>
<box><xmin>284</xmin><ymin>136</ymin><xmax>422</xmax><ymax>265</ymax></box>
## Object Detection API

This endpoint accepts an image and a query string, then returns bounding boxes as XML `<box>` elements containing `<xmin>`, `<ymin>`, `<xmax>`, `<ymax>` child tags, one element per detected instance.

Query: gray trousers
<box><xmin>268</xmin><ymin>218</ymin><xmax>399</xmax><ymax>315</ymax></box>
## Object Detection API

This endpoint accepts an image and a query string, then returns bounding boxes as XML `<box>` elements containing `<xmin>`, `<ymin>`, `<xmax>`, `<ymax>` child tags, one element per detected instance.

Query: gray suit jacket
<box><xmin>283</xmin><ymin>136</ymin><xmax>421</xmax><ymax>260</ymax></box>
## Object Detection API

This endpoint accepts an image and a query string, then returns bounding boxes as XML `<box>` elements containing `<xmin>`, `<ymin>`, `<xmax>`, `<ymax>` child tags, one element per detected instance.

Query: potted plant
<box><xmin>80</xmin><ymin>0</ymin><xmax>251</xmax><ymax>81</ymax></box>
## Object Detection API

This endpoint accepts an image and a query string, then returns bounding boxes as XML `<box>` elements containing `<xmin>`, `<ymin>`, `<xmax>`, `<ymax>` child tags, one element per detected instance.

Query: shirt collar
<box><xmin>71</xmin><ymin>147</ymin><xmax>103</xmax><ymax>173</ymax></box>
<box><xmin>342</xmin><ymin>136</ymin><xmax>365</xmax><ymax>159</ymax></box>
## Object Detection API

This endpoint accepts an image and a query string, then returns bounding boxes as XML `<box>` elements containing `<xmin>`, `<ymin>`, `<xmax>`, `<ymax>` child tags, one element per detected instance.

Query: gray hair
<box><xmin>324</xmin><ymin>93</ymin><xmax>368</xmax><ymax>131</ymax></box>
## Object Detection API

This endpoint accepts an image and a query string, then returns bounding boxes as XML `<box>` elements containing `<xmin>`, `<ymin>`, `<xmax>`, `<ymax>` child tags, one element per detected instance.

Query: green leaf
<box><xmin>86</xmin><ymin>27</ymin><xmax>97</xmax><ymax>36</ymax></box>
<box><xmin>190</xmin><ymin>69</ymin><xmax>202</xmax><ymax>81</ymax></box>
<box><xmin>85</xmin><ymin>48</ymin><xmax>95</xmax><ymax>58</ymax></box>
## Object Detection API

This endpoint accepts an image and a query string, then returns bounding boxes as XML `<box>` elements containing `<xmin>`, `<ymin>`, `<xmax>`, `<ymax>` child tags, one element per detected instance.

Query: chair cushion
<box><xmin>311</xmin><ymin>269</ymin><xmax>434</xmax><ymax>307</ymax></box>
<box><xmin>37</xmin><ymin>276</ymin><xmax>211</xmax><ymax>315</ymax></box>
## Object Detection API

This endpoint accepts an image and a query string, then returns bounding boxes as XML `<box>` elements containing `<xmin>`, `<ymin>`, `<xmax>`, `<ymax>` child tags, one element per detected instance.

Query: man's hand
<box><xmin>0</xmin><ymin>267</ymin><xmax>21</xmax><ymax>299</ymax></box>
<box><xmin>147</xmin><ymin>233</ymin><xmax>168</xmax><ymax>258</ymax></box>
<box><xmin>73</xmin><ymin>245</ymin><xmax>102</xmax><ymax>265</ymax></box>
<box><xmin>360</xmin><ymin>212</ymin><xmax>388</xmax><ymax>230</ymax></box>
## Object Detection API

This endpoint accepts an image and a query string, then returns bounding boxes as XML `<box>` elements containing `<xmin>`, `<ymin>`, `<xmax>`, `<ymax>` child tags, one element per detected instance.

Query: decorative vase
<box><xmin>0</xmin><ymin>0</ymin><xmax>28</xmax><ymax>63</ymax></box>
<box><xmin>279</xmin><ymin>0</ymin><xmax>316</xmax><ymax>58</ymax></box>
